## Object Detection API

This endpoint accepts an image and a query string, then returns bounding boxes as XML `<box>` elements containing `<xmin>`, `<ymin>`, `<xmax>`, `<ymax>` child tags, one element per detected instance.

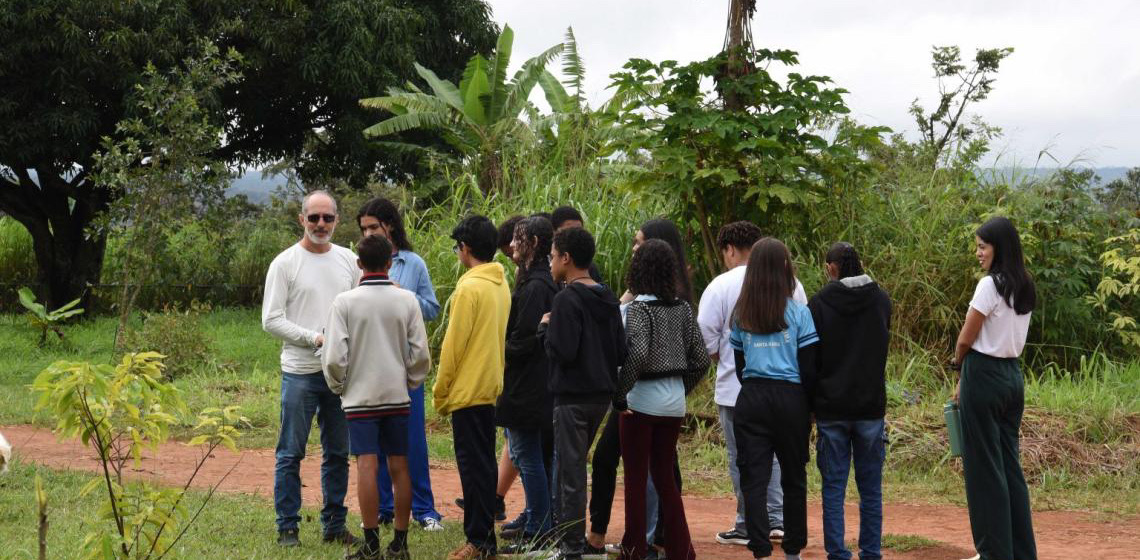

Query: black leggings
<box><xmin>588</xmin><ymin>408</ymin><xmax>682</xmax><ymax>542</ymax></box>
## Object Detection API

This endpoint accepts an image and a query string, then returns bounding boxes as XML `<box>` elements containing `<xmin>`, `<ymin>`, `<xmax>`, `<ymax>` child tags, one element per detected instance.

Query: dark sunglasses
<box><xmin>306</xmin><ymin>213</ymin><xmax>337</xmax><ymax>224</ymax></box>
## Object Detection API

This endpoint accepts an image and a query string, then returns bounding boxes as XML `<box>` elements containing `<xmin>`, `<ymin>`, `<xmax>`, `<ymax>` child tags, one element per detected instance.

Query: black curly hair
<box><xmin>356</xmin><ymin>198</ymin><xmax>413</xmax><ymax>251</ymax></box>
<box><xmin>716</xmin><ymin>221</ymin><xmax>763</xmax><ymax>252</ymax></box>
<box><xmin>552</xmin><ymin>227</ymin><xmax>595</xmax><ymax>269</ymax></box>
<box><xmin>497</xmin><ymin>215</ymin><xmax>525</xmax><ymax>253</ymax></box>
<box><xmin>626</xmin><ymin>239</ymin><xmax>678</xmax><ymax>303</ymax></box>
<box><xmin>515</xmin><ymin>216</ymin><xmax>554</xmax><ymax>270</ymax></box>
<box><xmin>640</xmin><ymin>218</ymin><xmax>693</xmax><ymax>303</ymax></box>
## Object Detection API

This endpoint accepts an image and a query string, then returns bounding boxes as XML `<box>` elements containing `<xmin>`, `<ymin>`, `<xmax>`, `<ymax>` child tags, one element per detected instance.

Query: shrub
<box><xmin>126</xmin><ymin>304</ymin><xmax>214</xmax><ymax>379</ymax></box>
<box><xmin>0</xmin><ymin>216</ymin><xmax>35</xmax><ymax>286</ymax></box>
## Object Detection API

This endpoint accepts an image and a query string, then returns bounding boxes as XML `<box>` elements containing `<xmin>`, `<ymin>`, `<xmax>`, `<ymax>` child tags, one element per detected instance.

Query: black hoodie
<box><xmin>496</xmin><ymin>260</ymin><xmax>557</xmax><ymax>428</ymax></box>
<box><xmin>807</xmin><ymin>275</ymin><xmax>892</xmax><ymax>420</ymax></box>
<box><xmin>537</xmin><ymin>282</ymin><xmax>628</xmax><ymax>406</ymax></box>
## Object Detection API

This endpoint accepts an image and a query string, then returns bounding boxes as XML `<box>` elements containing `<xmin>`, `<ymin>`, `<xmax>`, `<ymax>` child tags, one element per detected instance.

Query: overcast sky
<box><xmin>486</xmin><ymin>0</ymin><xmax>1140</xmax><ymax>168</ymax></box>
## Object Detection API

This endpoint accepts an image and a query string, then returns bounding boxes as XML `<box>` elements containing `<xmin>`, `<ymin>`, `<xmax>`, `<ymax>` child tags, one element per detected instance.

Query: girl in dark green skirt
<box><xmin>950</xmin><ymin>216</ymin><xmax>1038</xmax><ymax>560</ymax></box>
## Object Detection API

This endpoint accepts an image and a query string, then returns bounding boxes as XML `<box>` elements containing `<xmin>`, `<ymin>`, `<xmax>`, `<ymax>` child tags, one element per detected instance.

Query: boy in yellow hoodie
<box><xmin>433</xmin><ymin>215</ymin><xmax>511</xmax><ymax>560</ymax></box>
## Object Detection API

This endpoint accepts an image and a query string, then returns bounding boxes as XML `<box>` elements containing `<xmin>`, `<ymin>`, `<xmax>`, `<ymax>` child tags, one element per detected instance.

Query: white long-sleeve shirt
<box><xmin>262</xmin><ymin>242</ymin><xmax>360</xmax><ymax>374</ymax></box>
<box><xmin>697</xmin><ymin>265</ymin><xmax>807</xmax><ymax>406</ymax></box>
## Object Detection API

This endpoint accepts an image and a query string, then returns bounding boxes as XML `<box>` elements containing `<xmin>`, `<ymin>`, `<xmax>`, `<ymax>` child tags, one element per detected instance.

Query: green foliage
<box><xmin>92</xmin><ymin>44</ymin><xmax>241</xmax><ymax>349</ymax></box>
<box><xmin>18</xmin><ymin>287</ymin><xmax>84</xmax><ymax>346</ymax></box>
<box><xmin>608</xmin><ymin>48</ymin><xmax>885</xmax><ymax>279</ymax></box>
<box><xmin>1089</xmin><ymin>228</ymin><xmax>1140</xmax><ymax>349</ymax></box>
<box><xmin>909</xmin><ymin>46</ymin><xmax>1013</xmax><ymax>167</ymax></box>
<box><xmin>1097</xmin><ymin>167</ymin><xmax>1140</xmax><ymax>216</ymax></box>
<box><xmin>361</xmin><ymin>24</ymin><xmax>567</xmax><ymax>194</ymax></box>
<box><xmin>126</xmin><ymin>305</ymin><xmax>215</xmax><ymax>380</ymax></box>
<box><xmin>0</xmin><ymin>217</ymin><xmax>35</xmax><ymax>285</ymax></box>
<box><xmin>31</xmin><ymin>352</ymin><xmax>246</xmax><ymax>560</ymax></box>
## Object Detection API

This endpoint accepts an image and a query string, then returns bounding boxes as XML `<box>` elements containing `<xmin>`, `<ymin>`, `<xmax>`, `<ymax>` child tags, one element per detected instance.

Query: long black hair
<box><xmin>825</xmin><ymin>242</ymin><xmax>865</xmax><ymax>279</ymax></box>
<box><xmin>976</xmin><ymin>216</ymin><xmax>1036</xmax><ymax>315</ymax></box>
<box><xmin>515</xmin><ymin>216</ymin><xmax>554</xmax><ymax>271</ymax></box>
<box><xmin>639</xmin><ymin>218</ymin><xmax>693</xmax><ymax>304</ymax></box>
<box><xmin>356</xmin><ymin>198</ymin><xmax>413</xmax><ymax>251</ymax></box>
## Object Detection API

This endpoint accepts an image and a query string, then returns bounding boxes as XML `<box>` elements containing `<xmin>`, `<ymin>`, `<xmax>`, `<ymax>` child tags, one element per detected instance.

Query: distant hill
<box><xmin>225</xmin><ymin>171</ymin><xmax>290</xmax><ymax>204</ymax></box>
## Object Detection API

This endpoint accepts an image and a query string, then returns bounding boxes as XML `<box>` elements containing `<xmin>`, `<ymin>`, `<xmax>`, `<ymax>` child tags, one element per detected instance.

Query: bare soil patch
<box><xmin>5</xmin><ymin>424</ymin><xmax>1137</xmax><ymax>559</ymax></box>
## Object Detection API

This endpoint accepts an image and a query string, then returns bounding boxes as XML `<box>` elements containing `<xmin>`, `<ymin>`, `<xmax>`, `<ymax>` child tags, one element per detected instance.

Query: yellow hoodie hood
<box><xmin>432</xmin><ymin>262</ymin><xmax>511</xmax><ymax>415</ymax></box>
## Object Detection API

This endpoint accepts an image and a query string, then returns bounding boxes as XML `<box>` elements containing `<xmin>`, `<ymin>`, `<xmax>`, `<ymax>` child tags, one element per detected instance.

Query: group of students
<box><xmin>266</xmin><ymin>191</ymin><xmax>1039</xmax><ymax>560</ymax></box>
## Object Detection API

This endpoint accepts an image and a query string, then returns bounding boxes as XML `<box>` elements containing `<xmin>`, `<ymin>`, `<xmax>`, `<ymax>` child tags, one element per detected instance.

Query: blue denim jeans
<box><xmin>720</xmin><ymin>405</ymin><xmax>783</xmax><ymax>531</ymax></box>
<box><xmin>376</xmin><ymin>385</ymin><xmax>442</xmax><ymax>522</ymax></box>
<box><xmin>815</xmin><ymin>418</ymin><xmax>886</xmax><ymax>560</ymax></box>
<box><xmin>274</xmin><ymin>372</ymin><xmax>350</xmax><ymax>534</ymax></box>
<box><xmin>506</xmin><ymin>427</ymin><xmax>552</xmax><ymax>535</ymax></box>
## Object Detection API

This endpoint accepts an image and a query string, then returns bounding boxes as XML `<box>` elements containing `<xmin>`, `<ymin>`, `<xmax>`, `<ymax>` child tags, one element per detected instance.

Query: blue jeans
<box><xmin>376</xmin><ymin>385</ymin><xmax>442</xmax><ymax>522</ymax></box>
<box><xmin>274</xmin><ymin>372</ymin><xmax>350</xmax><ymax>534</ymax></box>
<box><xmin>815</xmin><ymin>418</ymin><xmax>886</xmax><ymax>560</ymax></box>
<box><xmin>506</xmin><ymin>427</ymin><xmax>552</xmax><ymax>535</ymax></box>
<box><xmin>720</xmin><ymin>405</ymin><xmax>783</xmax><ymax>531</ymax></box>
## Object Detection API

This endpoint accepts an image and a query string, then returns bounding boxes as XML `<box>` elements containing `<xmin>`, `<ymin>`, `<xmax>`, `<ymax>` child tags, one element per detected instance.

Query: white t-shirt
<box><xmin>697</xmin><ymin>265</ymin><xmax>807</xmax><ymax>407</ymax></box>
<box><xmin>969</xmin><ymin>275</ymin><xmax>1031</xmax><ymax>358</ymax></box>
<box><xmin>262</xmin><ymin>243</ymin><xmax>361</xmax><ymax>374</ymax></box>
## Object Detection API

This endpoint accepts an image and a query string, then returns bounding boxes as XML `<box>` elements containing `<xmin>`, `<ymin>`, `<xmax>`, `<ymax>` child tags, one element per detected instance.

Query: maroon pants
<box><xmin>618</xmin><ymin>411</ymin><xmax>695</xmax><ymax>560</ymax></box>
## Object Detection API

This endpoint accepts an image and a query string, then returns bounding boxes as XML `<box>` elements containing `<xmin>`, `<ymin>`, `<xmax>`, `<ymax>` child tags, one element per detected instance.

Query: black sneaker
<box><xmin>345</xmin><ymin>543</ymin><xmax>380</xmax><ymax>560</ymax></box>
<box><xmin>382</xmin><ymin>544</ymin><xmax>410</xmax><ymax>560</ymax></box>
<box><xmin>277</xmin><ymin>528</ymin><xmax>301</xmax><ymax>547</ymax></box>
<box><xmin>324</xmin><ymin>529</ymin><xmax>359</xmax><ymax>545</ymax></box>
<box><xmin>583</xmin><ymin>543</ymin><xmax>607</xmax><ymax>555</ymax></box>
<box><xmin>501</xmin><ymin>512</ymin><xmax>527</xmax><ymax>533</ymax></box>
<box><xmin>715</xmin><ymin>528</ymin><xmax>749</xmax><ymax>546</ymax></box>
<box><xmin>454</xmin><ymin>497</ymin><xmax>465</xmax><ymax>509</ymax></box>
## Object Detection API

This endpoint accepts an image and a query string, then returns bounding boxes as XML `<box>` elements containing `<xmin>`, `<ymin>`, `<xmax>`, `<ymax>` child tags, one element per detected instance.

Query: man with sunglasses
<box><xmin>263</xmin><ymin>190</ymin><xmax>361</xmax><ymax>548</ymax></box>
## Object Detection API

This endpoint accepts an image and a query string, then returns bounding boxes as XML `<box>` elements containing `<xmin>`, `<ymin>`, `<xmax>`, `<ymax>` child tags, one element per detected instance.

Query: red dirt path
<box><xmin>5</xmin><ymin>424</ymin><xmax>1137</xmax><ymax>559</ymax></box>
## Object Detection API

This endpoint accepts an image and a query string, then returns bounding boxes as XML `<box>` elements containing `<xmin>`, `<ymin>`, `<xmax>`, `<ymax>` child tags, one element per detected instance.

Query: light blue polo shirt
<box><xmin>729</xmin><ymin>299</ymin><xmax>818</xmax><ymax>384</ymax></box>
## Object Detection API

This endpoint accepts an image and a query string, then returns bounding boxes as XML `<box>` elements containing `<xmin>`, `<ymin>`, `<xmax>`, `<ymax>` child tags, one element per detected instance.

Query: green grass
<box><xmin>880</xmin><ymin>534</ymin><xmax>942</xmax><ymax>552</ymax></box>
<box><xmin>0</xmin><ymin>460</ymin><xmax>468</xmax><ymax>560</ymax></box>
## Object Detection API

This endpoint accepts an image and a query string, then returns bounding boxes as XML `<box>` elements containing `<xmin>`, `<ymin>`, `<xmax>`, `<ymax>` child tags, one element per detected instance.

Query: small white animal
<box><xmin>0</xmin><ymin>430</ymin><xmax>10</xmax><ymax>473</ymax></box>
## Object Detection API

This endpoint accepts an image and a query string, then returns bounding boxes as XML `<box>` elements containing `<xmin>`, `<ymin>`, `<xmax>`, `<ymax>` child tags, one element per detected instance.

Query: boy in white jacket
<box><xmin>324</xmin><ymin>234</ymin><xmax>432</xmax><ymax>560</ymax></box>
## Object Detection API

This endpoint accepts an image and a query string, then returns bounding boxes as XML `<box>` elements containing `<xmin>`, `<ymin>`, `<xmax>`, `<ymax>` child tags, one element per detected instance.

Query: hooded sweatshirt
<box><xmin>538</xmin><ymin>281</ymin><xmax>627</xmax><ymax>406</ymax></box>
<box><xmin>807</xmin><ymin>274</ymin><xmax>892</xmax><ymax>420</ymax></box>
<box><xmin>432</xmin><ymin>262</ymin><xmax>511</xmax><ymax>415</ymax></box>
<box><xmin>495</xmin><ymin>260</ymin><xmax>557</xmax><ymax>428</ymax></box>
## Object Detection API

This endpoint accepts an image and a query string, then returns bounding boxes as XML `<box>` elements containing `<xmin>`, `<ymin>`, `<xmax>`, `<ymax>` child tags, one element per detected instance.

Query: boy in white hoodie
<box><xmin>324</xmin><ymin>234</ymin><xmax>432</xmax><ymax>560</ymax></box>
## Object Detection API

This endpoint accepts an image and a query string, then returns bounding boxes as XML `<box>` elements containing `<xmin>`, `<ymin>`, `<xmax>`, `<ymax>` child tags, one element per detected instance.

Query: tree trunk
<box><xmin>0</xmin><ymin>168</ymin><xmax>110</xmax><ymax>311</ymax></box>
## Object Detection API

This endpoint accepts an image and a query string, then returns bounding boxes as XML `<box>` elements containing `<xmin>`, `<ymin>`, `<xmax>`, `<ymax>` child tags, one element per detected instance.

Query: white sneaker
<box><xmin>961</xmin><ymin>555</ymin><xmax>980</xmax><ymax>560</ymax></box>
<box><xmin>420</xmin><ymin>517</ymin><xmax>444</xmax><ymax>532</ymax></box>
<box><xmin>769</xmin><ymin>528</ymin><xmax>785</xmax><ymax>540</ymax></box>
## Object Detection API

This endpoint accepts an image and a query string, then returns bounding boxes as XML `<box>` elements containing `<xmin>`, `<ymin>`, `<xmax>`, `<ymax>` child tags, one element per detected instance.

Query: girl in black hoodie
<box><xmin>806</xmin><ymin>242</ymin><xmax>891</xmax><ymax>560</ymax></box>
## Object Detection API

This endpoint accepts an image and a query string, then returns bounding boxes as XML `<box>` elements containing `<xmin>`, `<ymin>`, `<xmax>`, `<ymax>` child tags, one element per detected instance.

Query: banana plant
<box><xmin>361</xmin><ymin>24</ymin><xmax>564</xmax><ymax>194</ymax></box>
<box><xmin>18</xmin><ymin>286</ymin><xmax>84</xmax><ymax>346</ymax></box>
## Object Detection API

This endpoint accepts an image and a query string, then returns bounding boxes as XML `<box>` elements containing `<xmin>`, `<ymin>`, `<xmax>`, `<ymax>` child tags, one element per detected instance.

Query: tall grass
<box><xmin>0</xmin><ymin>216</ymin><xmax>35</xmax><ymax>287</ymax></box>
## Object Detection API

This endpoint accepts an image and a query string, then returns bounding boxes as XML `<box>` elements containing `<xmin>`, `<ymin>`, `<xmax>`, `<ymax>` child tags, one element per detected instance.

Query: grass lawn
<box><xmin>2</xmin><ymin>310</ymin><xmax>1138</xmax><ymax>514</ymax></box>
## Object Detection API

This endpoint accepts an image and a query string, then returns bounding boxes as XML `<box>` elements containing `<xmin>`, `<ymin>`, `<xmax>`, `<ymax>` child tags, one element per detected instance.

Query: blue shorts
<box><xmin>348</xmin><ymin>414</ymin><xmax>409</xmax><ymax>457</ymax></box>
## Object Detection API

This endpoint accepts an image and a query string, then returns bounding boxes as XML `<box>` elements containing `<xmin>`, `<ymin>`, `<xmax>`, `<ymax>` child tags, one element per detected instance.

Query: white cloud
<box><xmin>487</xmin><ymin>0</ymin><xmax>1140</xmax><ymax>166</ymax></box>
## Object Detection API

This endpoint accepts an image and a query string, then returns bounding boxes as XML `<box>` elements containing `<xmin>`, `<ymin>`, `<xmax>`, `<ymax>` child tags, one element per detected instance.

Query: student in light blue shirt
<box><xmin>728</xmin><ymin>237</ymin><xmax>819</xmax><ymax>560</ymax></box>
<box><xmin>357</xmin><ymin>198</ymin><xmax>443</xmax><ymax>530</ymax></box>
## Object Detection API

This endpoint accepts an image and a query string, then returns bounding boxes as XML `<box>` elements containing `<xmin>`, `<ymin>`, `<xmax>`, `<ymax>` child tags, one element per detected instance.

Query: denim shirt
<box><xmin>388</xmin><ymin>250</ymin><xmax>441</xmax><ymax>321</ymax></box>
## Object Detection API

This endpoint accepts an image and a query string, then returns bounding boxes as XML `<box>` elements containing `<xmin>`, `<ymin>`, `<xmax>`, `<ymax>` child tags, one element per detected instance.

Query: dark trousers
<box><xmin>734</xmin><ymin>379</ymin><xmax>811</xmax><ymax>557</ymax></box>
<box><xmin>618</xmin><ymin>412</ymin><xmax>695</xmax><ymax>560</ymax></box>
<box><xmin>452</xmin><ymin>405</ymin><xmax>497</xmax><ymax>554</ymax></box>
<box><xmin>590</xmin><ymin>408</ymin><xmax>681</xmax><ymax>540</ymax></box>
<box><xmin>960</xmin><ymin>351</ymin><xmax>1037</xmax><ymax>560</ymax></box>
<box><xmin>552</xmin><ymin>402</ymin><xmax>609</xmax><ymax>555</ymax></box>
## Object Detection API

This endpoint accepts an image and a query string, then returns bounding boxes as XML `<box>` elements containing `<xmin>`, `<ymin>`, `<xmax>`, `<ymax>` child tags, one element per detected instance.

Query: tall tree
<box><xmin>0</xmin><ymin>0</ymin><xmax>498</xmax><ymax>308</ymax></box>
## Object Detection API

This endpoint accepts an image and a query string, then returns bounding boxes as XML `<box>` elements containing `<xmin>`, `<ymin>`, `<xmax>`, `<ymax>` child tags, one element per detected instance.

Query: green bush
<box><xmin>126</xmin><ymin>304</ymin><xmax>214</xmax><ymax>379</ymax></box>
<box><xmin>0</xmin><ymin>216</ymin><xmax>35</xmax><ymax>285</ymax></box>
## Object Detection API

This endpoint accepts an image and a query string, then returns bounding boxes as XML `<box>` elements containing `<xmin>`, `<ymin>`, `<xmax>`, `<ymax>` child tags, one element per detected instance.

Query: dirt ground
<box><xmin>5</xmin><ymin>424</ymin><xmax>1138</xmax><ymax>559</ymax></box>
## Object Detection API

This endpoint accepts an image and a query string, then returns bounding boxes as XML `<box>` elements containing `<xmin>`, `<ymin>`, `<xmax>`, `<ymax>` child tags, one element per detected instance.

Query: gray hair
<box><xmin>301</xmin><ymin>190</ymin><xmax>338</xmax><ymax>215</ymax></box>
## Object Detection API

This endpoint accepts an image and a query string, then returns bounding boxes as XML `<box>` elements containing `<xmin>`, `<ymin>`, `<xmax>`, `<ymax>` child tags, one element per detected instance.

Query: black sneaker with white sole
<box><xmin>715</xmin><ymin>528</ymin><xmax>749</xmax><ymax>546</ymax></box>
